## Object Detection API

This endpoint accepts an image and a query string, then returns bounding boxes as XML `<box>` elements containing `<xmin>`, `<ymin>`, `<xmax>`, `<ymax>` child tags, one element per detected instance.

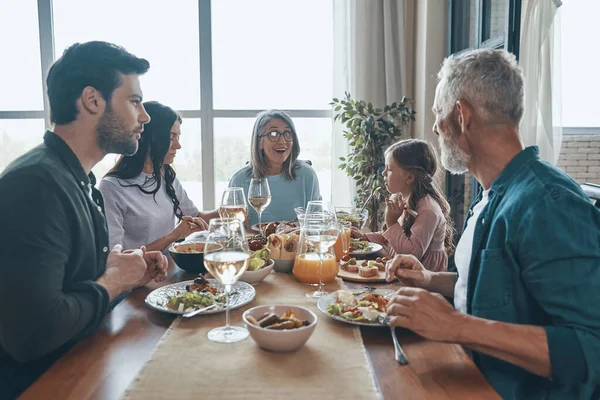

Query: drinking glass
<box><xmin>219</xmin><ymin>187</ymin><xmax>248</xmax><ymax>224</ymax></box>
<box><xmin>204</xmin><ymin>218</ymin><xmax>250</xmax><ymax>343</ymax></box>
<box><xmin>294</xmin><ymin>206</ymin><xmax>306</xmax><ymax>227</ymax></box>
<box><xmin>303</xmin><ymin>201</ymin><xmax>339</xmax><ymax>298</ymax></box>
<box><xmin>333</xmin><ymin>221</ymin><xmax>352</xmax><ymax>261</ymax></box>
<box><xmin>248</xmin><ymin>178</ymin><xmax>271</xmax><ymax>237</ymax></box>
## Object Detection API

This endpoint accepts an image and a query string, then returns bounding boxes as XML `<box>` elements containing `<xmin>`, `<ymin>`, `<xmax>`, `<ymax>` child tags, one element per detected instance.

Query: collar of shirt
<box><xmin>43</xmin><ymin>130</ymin><xmax>97</xmax><ymax>192</ymax></box>
<box><xmin>490</xmin><ymin>146</ymin><xmax>540</xmax><ymax>196</ymax></box>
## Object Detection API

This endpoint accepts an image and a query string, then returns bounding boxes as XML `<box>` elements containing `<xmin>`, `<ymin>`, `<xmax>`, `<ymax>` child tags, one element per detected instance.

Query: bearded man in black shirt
<box><xmin>0</xmin><ymin>41</ymin><xmax>168</xmax><ymax>399</ymax></box>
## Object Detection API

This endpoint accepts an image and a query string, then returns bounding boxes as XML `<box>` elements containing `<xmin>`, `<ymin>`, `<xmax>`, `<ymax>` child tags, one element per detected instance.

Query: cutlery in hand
<box><xmin>390</xmin><ymin>326</ymin><xmax>409</xmax><ymax>365</ymax></box>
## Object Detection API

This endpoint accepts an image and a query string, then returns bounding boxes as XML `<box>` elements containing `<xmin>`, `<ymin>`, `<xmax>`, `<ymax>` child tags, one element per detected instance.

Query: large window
<box><xmin>0</xmin><ymin>0</ymin><xmax>45</xmax><ymax>171</ymax></box>
<box><xmin>0</xmin><ymin>0</ymin><xmax>333</xmax><ymax>209</ymax></box>
<box><xmin>561</xmin><ymin>0</ymin><xmax>599</xmax><ymax>130</ymax></box>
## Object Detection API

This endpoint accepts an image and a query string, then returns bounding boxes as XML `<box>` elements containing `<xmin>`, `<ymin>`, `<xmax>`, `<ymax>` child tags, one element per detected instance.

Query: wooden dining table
<box><xmin>20</xmin><ymin>259</ymin><xmax>500</xmax><ymax>400</ymax></box>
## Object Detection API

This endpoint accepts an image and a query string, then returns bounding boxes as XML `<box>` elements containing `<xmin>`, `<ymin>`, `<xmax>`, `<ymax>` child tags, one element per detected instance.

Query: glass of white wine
<box><xmin>303</xmin><ymin>201</ymin><xmax>339</xmax><ymax>298</ymax></box>
<box><xmin>203</xmin><ymin>218</ymin><xmax>250</xmax><ymax>343</ymax></box>
<box><xmin>248</xmin><ymin>178</ymin><xmax>271</xmax><ymax>237</ymax></box>
<box><xmin>219</xmin><ymin>187</ymin><xmax>248</xmax><ymax>224</ymax></box>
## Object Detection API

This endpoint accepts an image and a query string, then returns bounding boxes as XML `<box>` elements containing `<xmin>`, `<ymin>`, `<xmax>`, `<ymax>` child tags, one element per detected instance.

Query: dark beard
<box><xmin>97</xmin><ymin>105</ymin><xmax>138</xmax><ymax>155</ymax></box>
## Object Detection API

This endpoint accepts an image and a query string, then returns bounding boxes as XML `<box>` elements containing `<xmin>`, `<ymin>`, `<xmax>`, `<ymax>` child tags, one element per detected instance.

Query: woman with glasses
<box><xmin>228</xmin><ymin>109</ymin><xmax>321</xmax><ymax>226</ymax></box>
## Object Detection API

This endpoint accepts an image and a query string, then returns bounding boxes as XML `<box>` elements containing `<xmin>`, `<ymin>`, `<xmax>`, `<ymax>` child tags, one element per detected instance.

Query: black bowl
<box><xmin>168</xmin><ymin>242</ymin><xmax>207</xmax><ymax>274</ymax></box>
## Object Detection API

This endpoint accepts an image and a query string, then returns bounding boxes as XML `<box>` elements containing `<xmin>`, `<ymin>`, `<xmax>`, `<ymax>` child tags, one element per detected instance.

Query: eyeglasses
<box><xmin>260</xmin><ymin>130</ymin><xmax>294</xmax><ymax>142</ymax></box>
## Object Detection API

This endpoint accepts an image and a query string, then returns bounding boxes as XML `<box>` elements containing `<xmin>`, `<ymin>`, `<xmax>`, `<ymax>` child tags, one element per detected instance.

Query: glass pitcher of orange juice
<box><xmin>292</xmin><ymin>210</ymin><xmax>339</xmax><ymax>286</ymax></box>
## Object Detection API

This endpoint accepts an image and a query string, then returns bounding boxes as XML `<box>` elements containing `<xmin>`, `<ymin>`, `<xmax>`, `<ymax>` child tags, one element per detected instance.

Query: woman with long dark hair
<box><xmin>98</xmin><ymin>101</ymin><xmax>208</xmax><ymax>252</ymax></box>
<box><xmin>352</xmin><ymin>139</ymin><xmax>454</xmax><ymax>272</ymax></box>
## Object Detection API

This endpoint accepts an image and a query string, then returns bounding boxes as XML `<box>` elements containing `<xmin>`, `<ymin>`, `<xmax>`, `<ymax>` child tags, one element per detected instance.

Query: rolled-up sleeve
<box><xmin>0</xmin><ymin>175</ymin><xmax>109</xmax><ymax>362</ymax></box>
<box><xmin>519</xmin><ymin>191</ymin><xmax>600</xmax><ymax>385</ymax></box>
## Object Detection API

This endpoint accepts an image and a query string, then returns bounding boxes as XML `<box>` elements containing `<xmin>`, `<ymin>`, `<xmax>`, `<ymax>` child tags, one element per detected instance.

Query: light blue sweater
<box><xmin>228</xmin><ymin>161</ymin><xmax>321</xmax><ymax>225</ymax></box>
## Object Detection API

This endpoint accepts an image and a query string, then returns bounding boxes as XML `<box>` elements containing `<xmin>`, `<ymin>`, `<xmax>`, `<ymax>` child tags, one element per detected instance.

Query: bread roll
<box><xmin>267</xmin><ymin>234</ymin><xmax>282</xmax><ymax>259</ymax></box>
<box><xmin>281</xmin><ymin>232</ymin><xmax>299</xmax><ymax>260</ymax></box>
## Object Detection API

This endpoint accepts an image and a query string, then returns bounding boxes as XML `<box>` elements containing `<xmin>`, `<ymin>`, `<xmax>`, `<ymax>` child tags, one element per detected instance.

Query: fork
<box><xmin>352</xmin><ymin>285</ymin><xmax>376</xmax><ymax>296</ymax></box>
<box><xmin>390</xmin><ymin>326</ymin><xmax>409</xmax><ymax>365</ymax></box>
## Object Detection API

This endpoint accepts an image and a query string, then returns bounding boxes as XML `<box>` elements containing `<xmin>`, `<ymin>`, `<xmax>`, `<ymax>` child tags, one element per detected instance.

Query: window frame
<box><xmin>446</xmin><ymin>0</ymin><xmax>522</xmax><ymax>231</ymax></box>
<box><xmin>0</xmin><ymin>0</ymin><xmax>333</xmax><ymax>209</ymax></box>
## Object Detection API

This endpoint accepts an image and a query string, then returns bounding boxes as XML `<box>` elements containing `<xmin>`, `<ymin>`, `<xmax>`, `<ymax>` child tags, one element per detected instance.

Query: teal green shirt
<box><xmin>228</xmin><ymin>161</ymin><xmax>321</xmax><ymax>225</ymax></box>
<box><xmin>464</xmin><ymin>146</ymin><xmax>600</xmax><ymax>399</ymax></box>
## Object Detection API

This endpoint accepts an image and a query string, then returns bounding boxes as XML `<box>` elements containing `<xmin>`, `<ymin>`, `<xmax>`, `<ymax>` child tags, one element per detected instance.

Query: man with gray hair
<box><xmin>385</xmin><ymin>48</ymin><xmax>600</xmax><ymax>399</ymax></box>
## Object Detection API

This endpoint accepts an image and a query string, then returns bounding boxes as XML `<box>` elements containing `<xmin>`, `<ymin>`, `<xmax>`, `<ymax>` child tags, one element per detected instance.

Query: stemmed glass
<box><xmin>219</xmin><ymin>187</ymin><xmax>248</xmax><ymax>224</ymax></box>
<box><xmin>303</xmin><ymin>201</ymin><xmax>339</xmax><ymax>298</ymax></box>
<box><xmin>248</xmin><ymin>178</ymin><xmax>271</xmax><ymax>237</ymax></box>
<box><xmin>203</xmin><ymin>218</ymin><xmax>250</xmax><ymax>343</ymax></box>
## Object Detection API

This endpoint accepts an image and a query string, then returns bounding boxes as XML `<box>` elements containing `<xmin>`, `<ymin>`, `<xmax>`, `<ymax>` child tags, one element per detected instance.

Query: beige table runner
<box><xmin>123</xmin><ymin>273</ymin><xmax>381</xmax><ymax>399</ymax></box>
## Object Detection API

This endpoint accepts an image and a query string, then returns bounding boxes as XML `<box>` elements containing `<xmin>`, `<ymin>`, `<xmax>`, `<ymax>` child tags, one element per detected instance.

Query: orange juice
<box><xmin>333</xmin><ymin>230</ymin><xmax>351</xmax><ymax>261</ymax></box>
<box><xmin>293</xmin><ymin>253</ymin><xmax>339</xmax><ymax>284</ymax></box>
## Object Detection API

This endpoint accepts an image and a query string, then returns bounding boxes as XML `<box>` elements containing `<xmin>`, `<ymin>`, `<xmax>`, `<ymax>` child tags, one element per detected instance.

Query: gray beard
<box><xmin>440</xmin><ymin>135</ymin><xmax>470</xmax><ymax>175</ymax></box>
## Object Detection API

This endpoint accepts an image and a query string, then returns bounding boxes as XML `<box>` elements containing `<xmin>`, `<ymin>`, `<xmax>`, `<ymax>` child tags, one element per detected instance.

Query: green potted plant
<box><xmin>332</xmin><ymin>92</ymin><xmax>416</xmax><ymax>232</ymax></box>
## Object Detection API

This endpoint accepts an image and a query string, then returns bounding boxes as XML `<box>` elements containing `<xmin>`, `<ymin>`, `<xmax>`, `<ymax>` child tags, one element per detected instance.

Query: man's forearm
<box><xmin>425</xmin><ymin>272</ymin><xmax>457</xmax><ymax>298</ymax></box>
<box><xmin>454</xmin><ymin>313</ymin><xmax>551</xmax><ymax>378</ymax></box>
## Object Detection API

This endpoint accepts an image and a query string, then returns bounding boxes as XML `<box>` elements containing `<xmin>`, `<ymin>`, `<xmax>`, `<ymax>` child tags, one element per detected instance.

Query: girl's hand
<box><xmin>384</xmin><ymin>195</ymin><xmax>405</xmax><ymax>228</ymax></box>
<box><xmin>350</xmin><ymin>226</ymin><xmax>366</xmax><ymax>240</ymax></box>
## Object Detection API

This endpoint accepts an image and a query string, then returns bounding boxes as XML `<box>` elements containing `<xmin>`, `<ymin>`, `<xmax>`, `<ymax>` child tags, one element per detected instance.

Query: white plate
<box><xmin>145</xmin><ymin>279</ymin><xmax>256</xmax><ymax>315</ymax></box>
<box><xmin>349</xmin><ymin>242</ymin><xmax>383</xmax><ymax>256</ymax></box>
<box><xmin>316</xmin><ymin>289</ymin><xmax>394</xmax><ymax>327</ymax></box>
<box><xmin>250</xmin><ymin>221</ymin><xmax>300</xmax><ymax>234</ymax></box>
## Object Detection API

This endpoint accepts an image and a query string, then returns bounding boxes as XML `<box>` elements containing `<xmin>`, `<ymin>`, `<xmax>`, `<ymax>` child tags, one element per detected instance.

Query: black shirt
<box><xmin>0</xmin><ymin>131</ymin><xmax>110</xmax><ymax>398</ymax></box>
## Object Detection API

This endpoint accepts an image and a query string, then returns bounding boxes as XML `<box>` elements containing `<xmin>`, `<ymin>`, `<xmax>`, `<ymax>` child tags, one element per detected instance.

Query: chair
<box><xmin>581</xmin><ymin>183</ymin><xmax>600</xmax><ymax>209</ymax></box>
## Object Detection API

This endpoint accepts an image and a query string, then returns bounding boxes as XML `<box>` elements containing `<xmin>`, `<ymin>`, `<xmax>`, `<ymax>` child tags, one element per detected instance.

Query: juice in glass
<box><xmin>293</xmin><ymin>253</ymin><xmax>339</xmax><ymax>284</ymax></box>
<box><xmin>333</xmin><ymin>229</ymin><xmax>351</xmax><ymax>261</ymax></box>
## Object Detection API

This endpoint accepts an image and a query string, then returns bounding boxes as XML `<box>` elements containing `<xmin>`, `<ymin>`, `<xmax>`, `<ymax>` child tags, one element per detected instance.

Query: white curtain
<box><xmin>519</xmin><ymin>0</ymin><xmax>563</xmax><ymax>164</ymax></box>
<box><xmin>331</xmin><ymin>0</ymin><xmax>415</xmax><ymax>207</ymax></box>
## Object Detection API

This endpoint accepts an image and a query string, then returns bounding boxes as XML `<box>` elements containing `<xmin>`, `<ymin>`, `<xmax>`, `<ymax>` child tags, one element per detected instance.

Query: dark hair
<box><xmin>47</xmin><ymin>41</ymin><xmax>150</xmax><ymax>125</ymax></box>
<box><xmin>386</xmin><ymin>139</ymin><xmax>455</xmax><ymax>256</ymax></box>
<box><xmin>106</xmin><ymin>101</ymin><xmax>184</xmax><ymax>220</ymax></box>
<box><xmin>250</xmin><ymin>109</ymin><xmax>301</xmax><ymax>180</ymax></box>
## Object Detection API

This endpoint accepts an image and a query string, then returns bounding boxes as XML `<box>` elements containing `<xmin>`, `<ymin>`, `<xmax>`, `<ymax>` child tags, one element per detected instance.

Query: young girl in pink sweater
<box><xmin>352</xmin><ymin>139</ymin><xmax>454</xmax><ymax>272</ymax></box>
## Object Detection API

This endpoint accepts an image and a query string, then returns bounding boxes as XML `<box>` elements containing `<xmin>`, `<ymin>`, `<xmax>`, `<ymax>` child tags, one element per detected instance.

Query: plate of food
<box><xmin>337</xmin><ymin>256</ymin><xmax>391</xmax><ymax>282</ymax></box>
<box><xmin>145</xmin><ymin>275</ymin><xmax>256</xmax><ymax>315</ymax></box>
<box><xmin>250</xmin><ymin>221</ymin><xmax>299</xmax><ymax>236</ymax></box>
<box><xmin>349</xmin><ymin>239</ymin><xmax>383</xmax><ymax>256</ymax></box>
<box><xmin>317</xmin><ymin>289</ymin><xmax>393</xmax><ymax>327</ymax></box>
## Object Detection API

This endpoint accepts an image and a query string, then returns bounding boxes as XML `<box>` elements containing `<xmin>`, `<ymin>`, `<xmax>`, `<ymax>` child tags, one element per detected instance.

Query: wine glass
<box><xmin>303</xmin><ymin>201</ymin><xmax>339</xmax><ymax>298</ymax></box>
<box><xmin>219</xmin><ymin>187</ymin><xmax>248</xmax><ymax>224</ymax></box>
<box><xmin>248</xmin><ymin>178</ymin><xmax>271</xmax><ymax>237</ymax></box>
<box><xmin>203</xmin><ymin>218</ymin><xmax>250</xmax><ymax>343</ymax></box>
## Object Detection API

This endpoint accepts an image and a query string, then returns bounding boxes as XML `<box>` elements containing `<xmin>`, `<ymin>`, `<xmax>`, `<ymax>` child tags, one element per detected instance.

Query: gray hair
<box><xmin>250</xmin><ymin>109</ymin><xmax>301</xmax><ymax>180</ymax></box>
<box><xmin>436</xmin><ymin>48</ymin><xmax>524</xmax><ymax>126</ymax></box>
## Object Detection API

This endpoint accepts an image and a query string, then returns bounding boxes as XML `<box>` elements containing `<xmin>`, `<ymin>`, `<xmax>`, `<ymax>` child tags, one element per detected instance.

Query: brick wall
<box><xmin>557</xmin><ymin>135</ymin><xmax>600</xmax><ymax>185</ymax></box>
